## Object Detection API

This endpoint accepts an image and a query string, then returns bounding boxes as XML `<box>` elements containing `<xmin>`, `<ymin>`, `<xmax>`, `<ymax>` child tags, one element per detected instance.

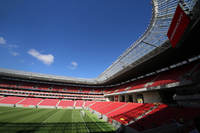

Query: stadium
<box><xmin>0</xmin><ymin>0</ymin><xmax>200</xmax><ymax>132</ymax></box>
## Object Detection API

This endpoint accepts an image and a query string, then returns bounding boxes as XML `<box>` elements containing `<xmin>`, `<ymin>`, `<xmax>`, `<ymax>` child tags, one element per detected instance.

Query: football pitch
<box><xmin>0</xmin><ymin>106</ymin><xmax>115</xmax><ymax>133</ymax></box>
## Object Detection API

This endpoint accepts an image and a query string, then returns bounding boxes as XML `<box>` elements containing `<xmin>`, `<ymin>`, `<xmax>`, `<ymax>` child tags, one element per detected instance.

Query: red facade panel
<box><xmin>167</xmin><ymin>4</ymin><xmax>190</xmax><ymax>48</ymax></box>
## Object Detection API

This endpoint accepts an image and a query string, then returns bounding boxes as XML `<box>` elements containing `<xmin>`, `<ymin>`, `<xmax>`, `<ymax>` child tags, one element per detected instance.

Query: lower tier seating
<box><xmin>97</xmin><ymin>102</ymin><xmax>126</xmax><ymax>115</ymax></box>
<box><xmin>128</xmin><ymin>105</ymin><xmax>200</xmax><ymax>131</ymax></box>
<box><xmin>38</xmin><ymin>99</ymin><xmax>59</xmax><ymax>106</ymax></box>
<box><xmin>106</xmin><ymin>103</ymin><xmax>142</xmax><ymax>118</ymax></box>
<box><xmin>84</xmin><ymin>101</ymin><xmax>96</xmax><ymax>107</ymax></box>
<box><xmin>0</xmin><ymin>95</ymin><xmax>199</xmax><ymax>133</ymax></box>
<box><xmin>111</xmin><ymin>103</ymin><xmax>155</xmax><ymax>124</ymax></box>
<box><xmin>75</xmin><ymin>100</ymin><xmax>84</xmax><ymax>107</ymax></box>
<box><xmin>58</xmin><ymin>100</ymin><xmax>74</xmax><ymax>108</ymax></box>
<box><xmin>17</xmin><ymin>98</ymin><xmax>43</xmax><ymax>106</ymax></box>
<box><xmin>0</xmin><ymin>96</ymin><xmax>24</xmax><ymax>104</ymax></box>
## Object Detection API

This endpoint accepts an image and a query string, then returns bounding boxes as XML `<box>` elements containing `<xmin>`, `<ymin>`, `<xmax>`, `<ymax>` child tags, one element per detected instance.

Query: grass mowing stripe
<box><xmin>83</xmin><ymin>112</ymin><xmax>102</xmax><ymax>132</ymax></box>
<box><xmin>84</xmin><ymin>110</ymin><xmax>115</xmax><ymax>132</ymax></box>
<box><xmin>79</xmin><ymin>110</ymin><xmax>90</xmax><ymax>133</ymax></box>
<box><xmin>59</xmin><ymin>109</ymin><xmax>72</xmax><ymax>122</ymax></box>
<box><xmin>33</xmin><ymin>109</ymin><xmax>59</xmax><ymax>133</ymax></box>
<box><xmin>71</xmin><ymin>109</ymin><xmax>76</xmax><ymax>133</ymax></box>
<box><xmin>0</xmin><ymin>107</ymin><xmax>30</xmax><ymax>116</ymax></box>
<box><xmin>43</xmin><ymin>110</ymin><xmax>70</xmax><ymax>133</ymax></box>
<box><xmin>0</xmin><ymin>108</ymin><xmax>58</xmax><ymax>133</ymax></box>
<box><xmin>0</xmin><ymin>109</ymin><xmax>41</xmax><ymax>132</ymax></box>
<box><xmin>90</xmin><ymin>113</ymin><xmax>115</xmax><ymax>131</ymax></box>
<box><xmin>0</xmin><ymin>109</ymin><xmax>50</xmax><ymax>132</ymax></box>
<box><xmin>17</xmin><ymin>109</ymin><xmax>58</xmax><ymax>133</ymax></box>
<box><xmin>12</xmin><ymin>108</ymin><xmax>48</xmax><ymax>122</ymax></box>
<box><xmin>0</xmin><ymin>107</ymin><xmax>115</xmax><ymax>133</ymax></box>
<box><xmin>0</xmin><ymin>106</ymin><xmax>21</xmax><ymax>112</ymax></box>
<box><xmin>72</xmin><ymin>109</ymin><xmax>88</xmax><ymax>133</ymax></box>
<box><xmin>59</xmin><ymin>109</ymin><xmax>75</xmax><ymax>133</ymax></box>
<box><xmin>22</xmin><ymin>109</ymin><xmax>56</xmax><ymax>123</ymax></box>
<box><xmin>0</xmin><ymin>108</ymin><xmax>35</xmax><ymax>122</ymax></box>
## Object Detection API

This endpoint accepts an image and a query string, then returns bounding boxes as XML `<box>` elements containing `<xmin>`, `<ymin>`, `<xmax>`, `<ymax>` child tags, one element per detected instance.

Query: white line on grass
<box><xmin>80</xmin><ymin>110</ymin><xmax>90</xmax><ymax>133</ymax></box>
<box><xmin>72</xmin><ymin>109</ymin><xmax>73</xmax><ymax>131</ymax></box>
<box><xmin>86</xmin><ymin>111</ymin><xmax>105</xmax><ymax>132</ymax></box>
<box><xmin>43</xmin><ymin>109</ymin><xmax>60</xmax><ymax>122</ymax></box>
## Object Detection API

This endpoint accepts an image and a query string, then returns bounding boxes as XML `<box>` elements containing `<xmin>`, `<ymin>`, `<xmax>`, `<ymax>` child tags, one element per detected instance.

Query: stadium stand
<box><xmin>58</xmin><ymin>100</ymin><xmax>75</xmax><ymax>108</ymax></box>
<box><xmin>0</xmin><ymin>96</ymin><xmax>24</xmax><ymax>105</ymax></box>
<box><xmin>84</xmin><ymin>101</ymin><xmax>96</xmax><ymax>107</ymax></box>
<box><xmin>103</xmin><ymin>60</ymin><xmax>200</xmax><ymax>96</ymax></box>
<box><xmin>111</xmin><ymin>103</ymin><xmax>155</xmax><ymax>124</ymax></box>
<box><xmin>106</xmin><ymin>103</ymin><xmax>143</xmax><ymax>118</ymax></box>
<box><xmin>128</xmin><ymin>105</ymin><xmax>200</xmax><ymax>132</ymax></box>
<box><xmin>75</xmin><ymin>100</ymin><xmax>84</xmax><ymax>107</ymax></box>
<box><xmin>17</xmin><ymin>97</ymin><xmax>43</xmax><ymax>107</ymax></box>
<box><xmin>97</xmin><ymin>102</ymin><xmax>126</xmax><ymax>115</ymax></box>
<box><xmin>38</xmin><ymin>99</ymin><xmax>59</xmax><ymax>106</ymax></box>
<box><xmin>0</xmin><ymin>0</ymin><xmax>200</xmax><ymax>132</ymax></box>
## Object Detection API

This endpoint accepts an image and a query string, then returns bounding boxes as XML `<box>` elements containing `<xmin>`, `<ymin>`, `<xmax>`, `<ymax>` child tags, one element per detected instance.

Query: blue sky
<box><xmin>0</xmin><ymin>0</ymin><xmax>151</xmax><ymax>78</ymax></box>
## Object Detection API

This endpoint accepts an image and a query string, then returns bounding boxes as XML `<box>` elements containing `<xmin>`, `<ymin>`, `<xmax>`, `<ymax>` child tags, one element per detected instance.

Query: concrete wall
<box><xmin>37</xmin><ymin>105</ymin><xmax>56</xmax><ymax>109</ymax></box>
<box><xmin>142</xmin><ymin>91</ymin><xmax>162</xmax><ymax>103</ymax></box>
<box><xmin>0</xmin><ymin>103</ymin><xmax>14</xmax><ymax>107</ymax></box>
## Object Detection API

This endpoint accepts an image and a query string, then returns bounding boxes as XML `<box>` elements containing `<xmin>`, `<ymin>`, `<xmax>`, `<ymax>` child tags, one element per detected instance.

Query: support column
<box><xmin>114</xmin><ymin>95</ymin><xmax>119</xmax><ymax>102</ymax></box>
<box><xmin>119</xmin><ymin>95</ymin><xmax>122</xmax><ymax>102</ymax></box>
<box><xmin>125</xmin><ymin>95</ymin><xmax>129</xmax><ymax>102</ymax></box>
<box><xmin>132</xmin><ymin>94</ymin><xmax>137</xmax><ymax>103</ymax></box>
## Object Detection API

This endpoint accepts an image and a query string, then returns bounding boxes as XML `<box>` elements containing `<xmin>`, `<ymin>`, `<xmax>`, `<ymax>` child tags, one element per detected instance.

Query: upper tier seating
<box><xmin>93</xmin><ymin>89</ymin><xmax>103</xmax><ymax>93</ymax></box>
<box><xmin>104</xmin><ymin>61</ymin><xmax>199</xmax><ymax>95</ymax></box>
<box><xmin>129</xmin><ymin>76</ymin><xmax>155</xmax><ymax>91</ymax></box>
<box><xmin>81</xmin><ymin>88</ymin><xmax>91</xmax><ymax>93</ymax></box>
<box><xmin>148</xmin><ymin>63</ymin><xmax>196</xmax><ymax>88</ymax></box>
<box><xmin>0</xmin><ymin>96</ymin><xmax>24</xmax><ymax>104</ymax></box>
<box><xmin>38</xmin><ymin>99</ymin><xmax>59</xmax><ymax>106</ymax></box>
<box><xmin>0</xmin><ymin>79</ymin><xmax>104</xmax><ymax>97</ymax></box>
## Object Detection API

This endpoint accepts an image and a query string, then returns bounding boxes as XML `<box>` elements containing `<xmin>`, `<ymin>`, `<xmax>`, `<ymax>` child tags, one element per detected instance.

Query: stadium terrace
<box><xmin>0</xmin><ymin>0</ymin><xmax>200</xmax><ymax>133</ymax></box>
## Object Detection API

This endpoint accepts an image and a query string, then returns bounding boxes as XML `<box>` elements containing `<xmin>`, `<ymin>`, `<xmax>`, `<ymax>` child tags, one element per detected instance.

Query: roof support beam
<box><xmin>142</xmin><ymin>41</ymin><xmax>158</xmax><ymax>48</ymax></box>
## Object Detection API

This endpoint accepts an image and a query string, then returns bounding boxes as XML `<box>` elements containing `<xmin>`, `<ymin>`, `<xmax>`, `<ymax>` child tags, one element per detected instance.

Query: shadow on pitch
<box><xmin>0</xmin><ymin>122</ymin><xmax>116</xmax><ymax>133</ymax></box>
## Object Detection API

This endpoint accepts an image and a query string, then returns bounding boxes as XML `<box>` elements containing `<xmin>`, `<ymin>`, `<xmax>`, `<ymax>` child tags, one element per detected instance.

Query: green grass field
<box><xmin>0</xmin><ymin>106</ymin><xmax>115</xmax><ymax>133</ymax></box>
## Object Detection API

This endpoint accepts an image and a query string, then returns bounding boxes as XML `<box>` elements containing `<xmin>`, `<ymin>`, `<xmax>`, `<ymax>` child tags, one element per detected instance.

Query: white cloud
<box><xmin>28</xmin><ymin>49</ymin><xmax>54</xmax><ymax>65</ymax></box>
<box><xmin>71</xmin><ymin>61</ymin><xmax>78</xmax><ymax>67</ymax></box>
<box><xmin>0</xmin><ymin>37</ymin><xmax>6</xmax><ymax>45</ymax></box>
<box><xmin>68</xmin><ymin>61</ymin><xmax>78</xmax><ymax>70</ymax></box>
<box><xmin>0</xmin><ymin>36</ymin><xmax>20</xmax><ymax>56</ymax></box>
<box><xmin>10</xmin><ymin>51</ymin><xmax>19</xmax><ymax>56</ymax></box>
